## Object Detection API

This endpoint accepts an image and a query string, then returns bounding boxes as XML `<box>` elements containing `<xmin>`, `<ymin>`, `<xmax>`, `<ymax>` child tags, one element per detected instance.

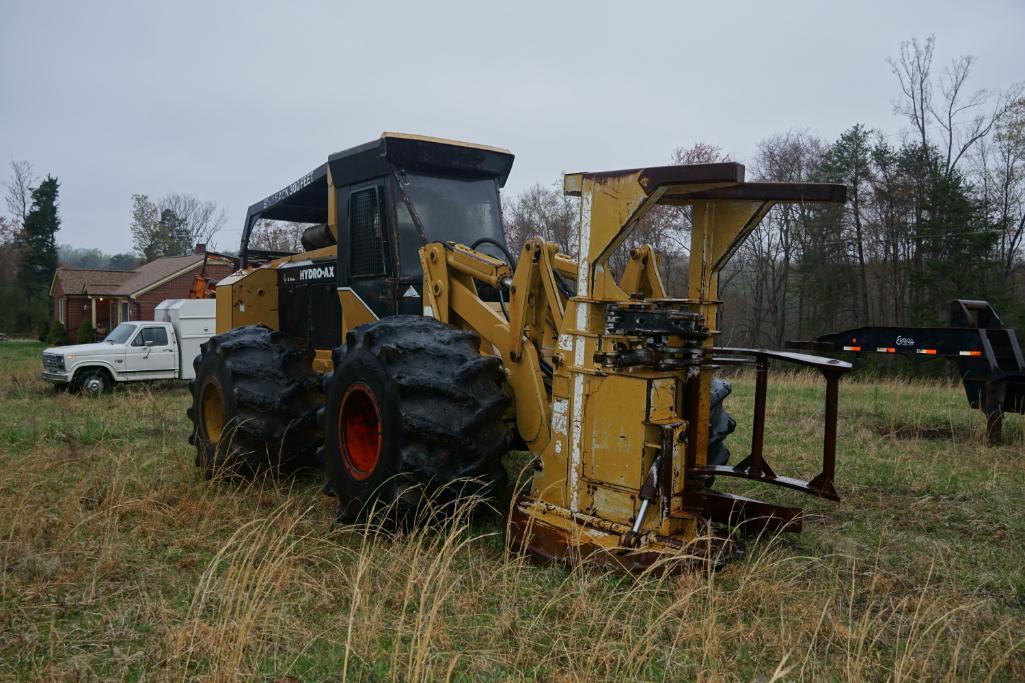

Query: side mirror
<box><xmin>144</xmin><ymin>340</ymin><xmax>154</xmax><ymax>347</ymax></box>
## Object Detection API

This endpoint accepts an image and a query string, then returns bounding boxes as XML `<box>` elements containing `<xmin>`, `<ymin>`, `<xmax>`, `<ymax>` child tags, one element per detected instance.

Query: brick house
<box><xmin>50</xmin><ymin>249</ymin><xmax>236</xmax><ymax>340</ymax></box>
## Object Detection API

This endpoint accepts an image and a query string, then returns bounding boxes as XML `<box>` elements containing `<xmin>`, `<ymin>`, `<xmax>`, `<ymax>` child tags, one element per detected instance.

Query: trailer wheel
<box><xmin>320</xmin><ymin>316</ymin><xmax>513</xmax><ymax>524</ymax></box>
<box><xmin>187</xmin><ymin>325</ymin><xmax>322</xmax><ymax>477</ymax></box>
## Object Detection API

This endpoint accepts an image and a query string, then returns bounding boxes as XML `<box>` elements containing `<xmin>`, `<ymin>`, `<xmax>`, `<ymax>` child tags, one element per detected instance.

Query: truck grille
<box><xmin>42</xmin><ymin>353</ymin><xmax>65</xmax><ymax>372</ymax></box>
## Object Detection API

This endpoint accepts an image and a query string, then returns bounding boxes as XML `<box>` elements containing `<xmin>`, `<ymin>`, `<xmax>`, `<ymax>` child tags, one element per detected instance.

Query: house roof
<box><xmin>110</xmin><ymin>254</ymin><xmax>207</xmax><ymax>297</ymax></box>
<box><xmin>52</xmin><ymin>252</ymin><xmax>236</xmax><ymax>299</ymax></box>
<box><xmin>51</xmin><ymin>268</ymin><xmax>133</xmax><ymax>297</ymax></box>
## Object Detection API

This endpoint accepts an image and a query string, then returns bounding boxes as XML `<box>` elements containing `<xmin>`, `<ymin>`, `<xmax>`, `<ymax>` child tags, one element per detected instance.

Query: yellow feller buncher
<box><xmin>188</xmin><ymin>133</ymin><xmax>850</xmax><ymax>570</ymax></box>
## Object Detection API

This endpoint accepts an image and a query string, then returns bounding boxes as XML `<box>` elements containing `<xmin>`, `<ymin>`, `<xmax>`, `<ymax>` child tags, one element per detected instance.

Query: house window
<box><xmin>121</xmin><ymin>301</ymin><xmax>129</xmax><ymax>322</ymax></box>
<box><xmin>58</xmin><ymin>297</ymin><xmax>66</xmax><ymax>324</ymax></box>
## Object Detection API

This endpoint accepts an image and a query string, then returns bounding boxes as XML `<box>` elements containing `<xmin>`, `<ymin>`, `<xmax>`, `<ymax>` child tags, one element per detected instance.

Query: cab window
<box><xmin>348</xmin><ymin>186</ymin><xmax>387</xmax><ymax>278</ymax></box>
<box><xmin>105</xmin><ymin>323</ymin><xmax>137</xmax><ymax>344</ymax></box>
<box><xmin>134</xmin><ymin>327</ymin><xmax>169</xmax><ymax>346</ymax></box>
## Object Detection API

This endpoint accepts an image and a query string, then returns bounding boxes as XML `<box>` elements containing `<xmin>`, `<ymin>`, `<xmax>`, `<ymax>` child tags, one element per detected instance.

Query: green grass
<box><xmin>0</xmin><ymin>341</ymin><xmax>1022</xmax><ymax>680</ymax></box>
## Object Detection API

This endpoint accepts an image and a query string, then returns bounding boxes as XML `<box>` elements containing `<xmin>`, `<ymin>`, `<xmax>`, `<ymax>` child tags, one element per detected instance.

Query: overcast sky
<box><xmin>2</xmin><ymin>1</ymin><xmax>1023</xmax><ymax>254</ymax></box>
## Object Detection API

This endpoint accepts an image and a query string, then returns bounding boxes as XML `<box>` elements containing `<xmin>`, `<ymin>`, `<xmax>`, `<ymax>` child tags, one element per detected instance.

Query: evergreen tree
<box><xmin>911</xmin><ymin>154</ymin><xmax>1000</xmax><ymax>324</ymax></box>
<box><xmin>158</xmin><ymin>208</ymin><xmax>190</xmax><ymax>256</ymax></box>
<box><xmin>46</xmin><ymin>320</ymin><xmax>68</xmax><ymax>346</ymax></box>
<box><xmin>131</xmin><ymin>192</ymin><xmax>221</xmax><ymax>261</ymax></box>
<box><xmin>76</xmin><ymin>319</ymin><xmax>95</xmax><ymax>343</ymax></box>
<box><xmin>19</xmin><ymin>176</ymin><xmax>61</xmax><ymax>310</ymax></box>
<box><xmin>817</xmin><ymin>125</ymin><xmax>874</xmax><ymax>323</ymax></box>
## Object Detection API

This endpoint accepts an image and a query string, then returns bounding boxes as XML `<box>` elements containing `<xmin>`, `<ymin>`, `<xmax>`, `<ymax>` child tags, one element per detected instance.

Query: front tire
<box><xmin>75</xmin><ymin>368</ymin><xmax>113</xmax><ymax>396</ymax></box>
<box><xmin>187</xmin><ymin>325</ymin><xmax>322</xmax><ymax>477</ymax></box>
<box><xmin>321</xmin><ymin>316</ymin><xmax>513</xmax><ymax>524</ymax></box>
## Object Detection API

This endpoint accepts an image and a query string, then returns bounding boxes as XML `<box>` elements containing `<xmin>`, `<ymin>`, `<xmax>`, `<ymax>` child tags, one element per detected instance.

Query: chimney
<box><xmin>194</xmin><ymin>243</ymin><xmax>206</xmax><ymax>254</ymax></box>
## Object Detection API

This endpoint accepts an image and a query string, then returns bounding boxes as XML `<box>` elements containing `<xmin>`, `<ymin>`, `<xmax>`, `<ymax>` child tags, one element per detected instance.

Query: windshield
<box><xmin>104</xmin><ymin>323</ymin><xmax>138</xmax><ymax>344</ymax></box>
<box><xmin>398</xmin><ymin>173</ymin><xmax>505</xmax><ymax>254</ymax></box>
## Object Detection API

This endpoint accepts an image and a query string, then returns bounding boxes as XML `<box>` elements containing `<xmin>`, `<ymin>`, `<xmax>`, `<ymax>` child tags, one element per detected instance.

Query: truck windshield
<box><xmin>105</xmin><ymin>323</ymin><xmax>137</xmax><ymax>344</ymax></box>
<box><xmin>399</xmin><ymin>173</ymin><xmax>505</xmax><ymax>253</ymax></box>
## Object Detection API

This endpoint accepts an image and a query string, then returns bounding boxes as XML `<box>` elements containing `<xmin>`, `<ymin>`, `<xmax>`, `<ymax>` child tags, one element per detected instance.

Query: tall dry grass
<box><xmin>0</xmin><ymin>342</ymin><xmax>1022</xmax><ymax>680</ymax></box>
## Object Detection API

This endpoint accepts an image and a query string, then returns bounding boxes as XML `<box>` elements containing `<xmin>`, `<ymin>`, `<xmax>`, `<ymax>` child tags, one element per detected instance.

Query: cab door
<box><xmin>124</xmin><ymin>325</ymin><xmax>176</xmax><ymax>373</ymax></box>
<box><xmin>339</xmin><ymin>182</ymin><xmax>395</xmax><ymax>319</ymax></box>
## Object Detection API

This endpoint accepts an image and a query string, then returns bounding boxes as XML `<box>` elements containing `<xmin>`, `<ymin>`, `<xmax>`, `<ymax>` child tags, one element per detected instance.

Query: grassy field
<box><xmin>0</xmin><ymin>339</ymin><xmax>1022</xmax><ymax>681</ymax></box>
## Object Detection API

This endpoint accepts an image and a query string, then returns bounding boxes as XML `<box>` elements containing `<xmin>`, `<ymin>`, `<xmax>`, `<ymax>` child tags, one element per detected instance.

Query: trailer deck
<box><xmin>788</xmin><ymin>300</ymin><xmax>1025</xmax><ymax>444</ymax></box>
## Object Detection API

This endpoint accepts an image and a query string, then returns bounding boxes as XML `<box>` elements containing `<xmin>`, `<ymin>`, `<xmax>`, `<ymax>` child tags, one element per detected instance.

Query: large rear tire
<box><xmin>187</xmin><ymin>325</ymin><xmax>322</xmax><ymax>477</ymax></box>
<box><xmin>320</xmin><ymin>316</ymin><xmax>513</xmax><ymax>524</ymax></box>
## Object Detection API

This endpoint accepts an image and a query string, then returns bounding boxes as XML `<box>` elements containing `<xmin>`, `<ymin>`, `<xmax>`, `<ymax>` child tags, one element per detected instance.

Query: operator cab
<box><xmin>237</xmin><ymin>133</ymin><xmax>515</xmax><ymax>344</ymax></box>
<box><xmin>393</xmin><ymin>171</ymin><xmax>507</xmax><ymax>280</ymax></box>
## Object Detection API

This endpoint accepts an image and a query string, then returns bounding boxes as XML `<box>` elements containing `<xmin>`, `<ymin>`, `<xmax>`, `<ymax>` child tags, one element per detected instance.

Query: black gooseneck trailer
<box><xmin>787</xmin><ymin>300</ymin><xmax>1025</xmax><ymax>444</ymax></box>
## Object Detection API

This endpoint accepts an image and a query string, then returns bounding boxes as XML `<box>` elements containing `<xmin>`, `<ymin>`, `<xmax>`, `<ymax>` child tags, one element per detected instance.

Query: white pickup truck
<box><xmin>41</xmin><ymin>299</ymin><xmax>215</xmax><ymax>395</ymax></box>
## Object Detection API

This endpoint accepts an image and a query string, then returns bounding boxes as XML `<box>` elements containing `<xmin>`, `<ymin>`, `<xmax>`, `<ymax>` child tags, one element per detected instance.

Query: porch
<box><xmin>86</xmin><ymin>296</ymin><xmax>130</xmax><ymax>338</ymax></box>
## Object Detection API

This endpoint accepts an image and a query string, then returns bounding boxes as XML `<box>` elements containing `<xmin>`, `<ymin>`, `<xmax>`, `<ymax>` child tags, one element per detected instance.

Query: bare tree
<box><xmin>663</xmin><ymin>142</ymin><xmax>734</xmax><ymax>294</ymax></box>
<box><xmin>890</xmin><ymin>35</ymin><xmax>1024</xmax><ymax>175</ymax></box>
<box><xmin>864</xmin><ymin>137</ymin><xmax>914</xmax><ymax>325</ymax></box>
<box><xmin>601</xmin><ymin>142</ymin><xmax>736</xmax><ymax>295</ymax></box>
<box><xmin>884</xmin><ymin>35</ymin><xmax>1024</xmax><ymax>323</ymax></box>
<box><xmin>502</xmin><ymin>181</ymin><xmax>578</xmax><ymax>256</ymax></box>
<box><xmin>818</xmin><ymin>125</ymin><xmax>875</xmax><ymax>322</ymax></box>
<box><xmin>732</xmin><ymin>131</ymin><xmax>826</xmax><ymax>346</ymax></box>
<box><xmin>249</xmin><ymin>220</ymin><xmax>307</xmax><ymax>252</ymax></box>
<box><xmin>159</xmin><ymin>192</ymin><xmax>227</xmax><ymax>249</ymax></box>
<box><xmin>931</xmin><ymin>56</ymin><xmax>1024</xmax><ymax>175</ymax></box>
<box><xmin>130</xmin><ymin>192</ymin><xmax>228</xmax><ymax>260</ymax></box>
<box><xmin>976</xmin><ymin>97</ymin><xmax>1025</xmax><ymax>277</ymax></box>
<box><xmin>502</xmin><ymin>145</ymin><xmax>732</xmax><ymax>298</ymax></box>
<box><xmin>4</xmin><ymin>160</ymin><xmax>38</xmax><ymax>227</ymax></box>
<box><xmin>0</xmin><ymin>215</ymin><xmax>23</xmax><ymax>282</ymax></box>
<box><xmin>888</xmin><ymin>36</ymin><xmax>935</xmax><ymax>150</ymax></box>
<box><xmin>0</xmin><ymin>215</ymin><xmax>17</xmax><ymax>245</ymax></box>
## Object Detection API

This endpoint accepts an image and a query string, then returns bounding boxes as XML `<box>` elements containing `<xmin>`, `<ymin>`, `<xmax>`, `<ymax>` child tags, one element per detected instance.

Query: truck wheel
<box><xmin>320</xmin><ymin>316</ymin><xmax>513</xmax><ymax>524</ymax></box>
<box><xmin>75</xmin><ymin>368</ymin><xmax>113</xmax><ymax>396</ymax></box>
<box><xmin>187</xmin><ymin>325</ymin><xmax>322</xmax><ymax>477</ymax></box>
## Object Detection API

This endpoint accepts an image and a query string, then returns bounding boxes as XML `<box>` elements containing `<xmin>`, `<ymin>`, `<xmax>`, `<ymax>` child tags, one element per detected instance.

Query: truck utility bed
<box><xmin>154</xmin><ymin>299</ymin><xmax>216</xmax><ymax>381</ymax></box>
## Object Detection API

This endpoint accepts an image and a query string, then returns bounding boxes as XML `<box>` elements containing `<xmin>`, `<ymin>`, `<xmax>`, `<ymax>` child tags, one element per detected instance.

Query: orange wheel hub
<box><xmin>338</xmin><ymin>383</ymin><xmax>382</xmax><ymax>481</ymax></box>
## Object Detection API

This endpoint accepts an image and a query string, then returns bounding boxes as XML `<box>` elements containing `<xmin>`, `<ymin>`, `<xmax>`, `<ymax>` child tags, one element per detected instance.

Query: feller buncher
<box><xmin>188</xmin><ymin>133</ymin><xmax>851</xmax><ymax>570</ymax></box>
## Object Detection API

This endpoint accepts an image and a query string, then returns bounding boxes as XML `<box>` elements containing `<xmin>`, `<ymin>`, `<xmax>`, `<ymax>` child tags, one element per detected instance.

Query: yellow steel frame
<box><xmin>422</xmin><ymin>162</ymin><xmax>842</xmax><ymax>563</ymax></box>
<box><xmin>213</xmin><ymin>149</ymin><xmax>843</xmax><ymax>566</ymax></box>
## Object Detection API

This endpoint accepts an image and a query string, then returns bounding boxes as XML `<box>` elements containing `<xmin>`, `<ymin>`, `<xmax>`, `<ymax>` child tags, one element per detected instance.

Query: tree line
<box><xmin>502</xmin><ymin>36</ymin><xmax>1025</xmax><ymax>347</ymax></box>
<box><xmin>4</xmin><ymin>35</ymin><xmax>1020</xmax><ymax>347</ymax></box>
<box><xmin>0</xmin><ymin>159</ymin><xmax>228</xmax><ymax>336</ymax></box>
<box><xmin>1</xmin><ymin>161</ymin><xmax>61</xmax><ymax>335</ymax></box>
<box><xmin>58</xmin><ymin>246</ymin><xmax>137</xmax><ymax>271</ymax></box>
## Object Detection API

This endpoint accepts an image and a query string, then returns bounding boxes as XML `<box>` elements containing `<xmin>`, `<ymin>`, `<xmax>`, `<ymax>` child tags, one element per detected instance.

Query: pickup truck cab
<box><xmin>41</xmin><ymin>299</ymin><xmax>215</xmax><ymax>395</ymax></box>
